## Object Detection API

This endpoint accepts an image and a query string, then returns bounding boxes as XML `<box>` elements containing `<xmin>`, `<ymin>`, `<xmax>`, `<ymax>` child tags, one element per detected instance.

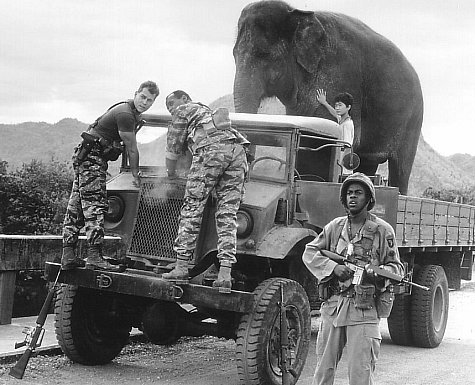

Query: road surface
<box><xmin>1</xmin><ymin>279</ymin><xmax>474</xmax><ymax>385</ymax></box>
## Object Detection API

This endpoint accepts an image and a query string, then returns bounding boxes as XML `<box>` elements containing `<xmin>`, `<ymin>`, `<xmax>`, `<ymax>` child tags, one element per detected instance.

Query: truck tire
<box><xmin>236</xmin><ymin>278</ymin><xmax>311</xmax><ymax>385</ymax></box>
<box><xmin>387</xmin><ymin>294</ymin><xmax>413</xmax><ymax>346</ymax></box>
<box><xmin>142</xmin><ymin>301</ymin><xmax>181</xmax><ymax>345</ymax></box>
<box><xmin>54</xmin><ymin>284</ymin><xmax>131</xmax><ymax>365</ymax></box>
<box><xmin>410</xmin><ymin>265</ymin><xmax>449</xmax><ymax>348</ymax></box>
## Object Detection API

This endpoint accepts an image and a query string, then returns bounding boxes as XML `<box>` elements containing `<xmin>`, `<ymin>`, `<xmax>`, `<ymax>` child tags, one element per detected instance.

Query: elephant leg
<box><xmin>388</xmin><ymin>115</ymin><xmax>422</xmax><ymax>195</ymax></box>
<box><xmin>388</xmin><ymin>156</ymin><xmax>405</xmax><ymax>194</ymax></box>
<box><xmin>388</xmin><ymin>148</ymin><xmax>415</xmax><ymax>196</ymax></box>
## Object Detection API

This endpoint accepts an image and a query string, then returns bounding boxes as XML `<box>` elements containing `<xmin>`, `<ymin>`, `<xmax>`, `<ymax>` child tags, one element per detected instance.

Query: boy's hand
<box><xmin>316</xmin><ymin>89</ymin><xmax>327</xmax><ymax>104</ymax></box>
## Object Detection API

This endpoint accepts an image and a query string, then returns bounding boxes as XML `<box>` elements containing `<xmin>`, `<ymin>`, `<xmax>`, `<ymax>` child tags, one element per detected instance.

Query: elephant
<box><xmin>233</xmin><ymin>0</ymin><xmax>423</xmax><ymax>195</ymax></box>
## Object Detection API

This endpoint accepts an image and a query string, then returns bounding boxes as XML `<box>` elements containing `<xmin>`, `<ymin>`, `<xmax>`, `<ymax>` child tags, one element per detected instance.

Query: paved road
<box><xmin>1</xmin><ymin>279</ymin><xmax>474</xmax><ymax>385</ymax></box>
<box><xmin>299</xmin><ymin>279</ymin><xmax>475</xmax><ymax>385</ymax></box>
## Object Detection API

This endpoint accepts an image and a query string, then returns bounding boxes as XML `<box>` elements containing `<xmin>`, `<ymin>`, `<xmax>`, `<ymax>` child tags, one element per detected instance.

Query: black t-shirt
<box><xmin>93</xmin><ymin>100</ymin><xmax>140</xmax><ymax>142</ymax></box>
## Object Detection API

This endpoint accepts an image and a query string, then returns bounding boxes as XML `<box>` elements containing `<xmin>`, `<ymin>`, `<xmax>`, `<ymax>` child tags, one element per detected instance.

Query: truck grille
<box><xmin>128</xmin><ymin>180</ymin><xmax>185</xmax><ymax>262</ymax></box>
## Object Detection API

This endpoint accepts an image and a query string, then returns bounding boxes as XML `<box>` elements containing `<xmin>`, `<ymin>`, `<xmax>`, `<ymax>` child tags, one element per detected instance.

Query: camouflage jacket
<box><xmin>166</xmin><ymin>102</ymin><xmax>245</xmax><ymax>160</ymax></box>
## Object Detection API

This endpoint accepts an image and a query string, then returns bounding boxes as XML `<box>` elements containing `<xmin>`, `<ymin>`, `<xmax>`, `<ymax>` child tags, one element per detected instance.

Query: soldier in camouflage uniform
<box><xmin>163</xmin><ymin>90</ymin><xmax>249</xmax><ymax>291</ymax></box>
<box><xmin>61</xmin><ymin>81</ymin><xmax>159</xmax><ymax>271</ymax></box>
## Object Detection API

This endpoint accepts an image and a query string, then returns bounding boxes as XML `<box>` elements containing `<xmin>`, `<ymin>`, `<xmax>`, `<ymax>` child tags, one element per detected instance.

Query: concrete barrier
<box><xmin>0</xmin><ymin>235</ymin><xmax>125</xmax><ymax>325</ymax></box>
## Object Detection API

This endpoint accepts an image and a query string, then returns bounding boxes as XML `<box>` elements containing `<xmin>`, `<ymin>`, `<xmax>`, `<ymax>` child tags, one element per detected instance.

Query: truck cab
<box><xmin>105</xmin><ymin>113</ymin><xmax>359</xmax><ymax>286</ymax></box>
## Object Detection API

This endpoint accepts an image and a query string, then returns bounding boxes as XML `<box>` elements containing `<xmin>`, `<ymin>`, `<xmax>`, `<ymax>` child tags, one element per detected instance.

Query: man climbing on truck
<box><xmin>162</xmin><ymin>90</ymin><xmax>249</xmax><ymax>291</ymax></box>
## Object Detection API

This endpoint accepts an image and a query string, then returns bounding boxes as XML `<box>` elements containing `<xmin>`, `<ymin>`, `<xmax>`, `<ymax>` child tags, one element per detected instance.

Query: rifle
<box><xmin>9</xmin><ymin>268</ymin><xmax>61</xmax><ymax>379</ymax></box>
<box><xmin>279</xmin><ymin>282</ymin><xmax>297</xmax><ymax>385</ymax></box>
<box><xmin>321</xmin><ymin>249</ymin><xmax>429</xmax><ymax>291</ymax></box>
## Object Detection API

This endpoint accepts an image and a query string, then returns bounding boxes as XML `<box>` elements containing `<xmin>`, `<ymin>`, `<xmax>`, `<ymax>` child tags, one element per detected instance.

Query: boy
<box><xmin>317</xmin><ymin>89</ymin><xmax>354</xmax><ymax>174</ymax></box>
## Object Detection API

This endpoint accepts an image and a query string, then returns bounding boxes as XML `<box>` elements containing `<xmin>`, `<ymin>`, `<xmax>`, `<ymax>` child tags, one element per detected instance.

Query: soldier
<box><xmin>162</xmin><ymin>90</ymin><xmax>249</xmax><ymax>291</ymax></box>
<box><xmin>61</xmin><ymin>81</ymin><xmax>159</xmax><ymax>271</ymax></box>
<box><xmin>302</xmin><ymin>172</ymin><xmax>404</xmax><ymax>385</ymax></box>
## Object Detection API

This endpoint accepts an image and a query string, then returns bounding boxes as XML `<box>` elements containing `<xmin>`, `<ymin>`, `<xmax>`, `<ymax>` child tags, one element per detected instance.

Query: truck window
<box><xmin>296</xmin><ymin>135</ymin><xmax>335</xmax><ymax>182</ymax></box>
<box><xmin>241</xmin><ymin>129</ymin><xmax>291</xmax><ymax>182</ymax></box>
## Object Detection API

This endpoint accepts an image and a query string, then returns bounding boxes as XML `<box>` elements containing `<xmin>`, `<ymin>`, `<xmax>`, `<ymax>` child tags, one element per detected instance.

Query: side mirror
<box><xmin>342</xmin><ymin>152</ymin><xmax>360</xmax><ymax>170</ymax></box>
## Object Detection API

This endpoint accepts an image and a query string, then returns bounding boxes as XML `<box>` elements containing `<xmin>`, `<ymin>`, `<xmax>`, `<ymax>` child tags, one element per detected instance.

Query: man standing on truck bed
<box><xmin>163</xmin><ymin>90</ymin><xmax>249</xmax><ymax>291</ymax></box>
<box><xmin>61</xmin><ymin>81</ymin><xmax>159</xmax><ymax>271</ymax></box>
<box><xmin>302</xmin><ymin>172</ymin><xmax>404</xmax><ymax>385</ymax></box>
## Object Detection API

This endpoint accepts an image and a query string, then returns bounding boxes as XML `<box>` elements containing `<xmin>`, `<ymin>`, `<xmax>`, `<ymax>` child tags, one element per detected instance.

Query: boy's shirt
<box><xmin>338</xmin><ymin>116</ymin><xmax>354</xmax><ymax>146</ymax></box>
<box><xmin>337</xmin><ymin>116</ymin><xmax>355</xmax><ymax>174</ymax></box>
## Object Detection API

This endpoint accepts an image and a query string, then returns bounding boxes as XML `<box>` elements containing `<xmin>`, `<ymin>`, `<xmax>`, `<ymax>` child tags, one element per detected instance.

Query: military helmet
<box><xmin>340</xmin><ymin>172</ymin><xmax>376</xmax><ymax>211</ymax></box>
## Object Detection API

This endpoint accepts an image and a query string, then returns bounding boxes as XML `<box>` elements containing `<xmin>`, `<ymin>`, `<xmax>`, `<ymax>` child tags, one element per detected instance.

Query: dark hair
<box><xmin>166</xmin><ymin>90</ymin><xmax>191</xmax><ymax>101</ymax></box>
<box><xmin>334</xmin><ymin>92</ymin><xmax>354</xmax><ymax>108</ymax></box>
<box><xmin>138</xmin><ymin>81</ymin><xmax>159</xmax><ymax>96</ymax></box>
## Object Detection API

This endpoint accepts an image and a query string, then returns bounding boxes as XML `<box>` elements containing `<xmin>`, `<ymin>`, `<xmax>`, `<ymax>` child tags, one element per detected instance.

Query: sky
<box><xmin>1</xmin><ymin>0</ymin><xmax>474</xmax><ymax>156</ymax></box>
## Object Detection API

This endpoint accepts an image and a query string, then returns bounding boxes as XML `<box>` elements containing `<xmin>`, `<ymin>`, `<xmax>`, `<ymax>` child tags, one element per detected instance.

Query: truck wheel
<box><xmin>54</xmin><ymin>284</ymin><xmax>131</xmax><ymax>365</ymax></box>
<box><xmin>387</xmin><ymin>294</ymin><xmax>413</xmax><ymax>345</ymax></box>
<box><xmin>236</xmin><ymin>278</ymin><xmax>311</xmax><ymax>385</ymax></box>
<box><xmin>142</xmin><ymin>301</ymin><xmax>181</xmax><ymax>345</ymax></box>
<box><xmin>410</xmin><ymin>265</ymin><xmax>449</xmax><ymax>348</ymax></box>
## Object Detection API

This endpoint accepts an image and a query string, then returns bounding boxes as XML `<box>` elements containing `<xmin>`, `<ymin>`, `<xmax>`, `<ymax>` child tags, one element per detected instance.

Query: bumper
<box><xmin>45</xmin><ymin>262</ymin><xmax>254</xmax><ymax>313</ymax></box>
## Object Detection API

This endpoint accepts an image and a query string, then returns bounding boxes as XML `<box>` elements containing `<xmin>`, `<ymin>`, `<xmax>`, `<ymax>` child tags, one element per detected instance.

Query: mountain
<box><xmin>0</xmin><ymin>118</ymin><xmax>87</xmax><ymax>169</ymax></box>
<box><xmin>1</xmin><ymin>97</ymin><xmax>473</xmax><ymax>197</ymax></box>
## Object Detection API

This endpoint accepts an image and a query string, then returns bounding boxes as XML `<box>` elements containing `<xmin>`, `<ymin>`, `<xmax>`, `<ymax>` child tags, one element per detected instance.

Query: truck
<box><xmin>43</xmin><ymin>112</ymin><xmax>474</xmax><ymax>385</ymax></box>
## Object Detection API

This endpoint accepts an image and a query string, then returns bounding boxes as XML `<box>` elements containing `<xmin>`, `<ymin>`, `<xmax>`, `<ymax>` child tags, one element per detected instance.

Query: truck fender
<box><xmin>256</xmin><ymin>227</ymin><xmax>318</xmax><ymax>260</ymax></box>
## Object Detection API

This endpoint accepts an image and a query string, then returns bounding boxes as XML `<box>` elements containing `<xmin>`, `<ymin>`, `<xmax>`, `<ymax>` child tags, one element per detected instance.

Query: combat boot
<box><xmin>161</xmin><ymin>259</ymin><xmax>189</xmax><ymax>281</ymax></box>
<box><xmin>212</xmin><ymin>262</ymin><xmax>233</xmax><ymax>293</ymax></box>
<box><xmin>61</xmin><ymin>245</ymin><xmax>85</xmax><ymax>270</ymax></box>
<box><xmin>85</xmin><ymin>245</ymin><xmax>119</xmax><ymax>271</ymax></box>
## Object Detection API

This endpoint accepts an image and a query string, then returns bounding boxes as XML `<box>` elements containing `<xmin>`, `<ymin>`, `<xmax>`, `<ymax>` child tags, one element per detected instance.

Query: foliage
<box><xmin>422</xmin><ymin>186</ymin><xmax>475</xmax><ymax>205</ymax></box>
<box><xmin>0</xmin><ymin>158</ymin><xmax>73</xmax><ymax>234</ymax></box>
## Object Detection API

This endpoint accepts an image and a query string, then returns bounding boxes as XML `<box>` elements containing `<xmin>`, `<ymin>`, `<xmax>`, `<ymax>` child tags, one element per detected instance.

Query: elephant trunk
<box><xmin>233</xmin><ymin>70</ymin><xmax>263</xmax><ymax>113</ymax></box>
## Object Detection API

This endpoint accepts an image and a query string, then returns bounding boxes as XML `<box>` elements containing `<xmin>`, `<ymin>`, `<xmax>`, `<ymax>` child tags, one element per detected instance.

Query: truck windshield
<box><xmin>131</xmin><ymin>124</ymin><xmax>292</xmax><ymax>183</ymax></box>
<box><xmin>241</xmin><ymin>129</ymin><xmax>291</xmax><ymax>183</ymax></box>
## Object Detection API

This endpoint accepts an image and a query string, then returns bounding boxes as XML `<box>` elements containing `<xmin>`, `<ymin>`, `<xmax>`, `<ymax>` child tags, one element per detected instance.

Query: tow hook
<box><xmin>96</xmin><ymin>274</ymin><xmax>113</xmax><ymax>289</ymax></box>
<box><xmin>169</xmin><ymin>284</ymin><xmax>184</xmax><ymax>300</ymax></box>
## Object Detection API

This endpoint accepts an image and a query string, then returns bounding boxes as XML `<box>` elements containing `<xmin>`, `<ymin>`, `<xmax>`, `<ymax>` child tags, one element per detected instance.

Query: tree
<box><xmin>422</xmin><ymin>186</ymin><xmax>475</xmax><ymax>205</ymax></box>
<box><xmin>0</xmin><ymin>158</ymin><xmax>73</xmax><ymax>234</ymax></box>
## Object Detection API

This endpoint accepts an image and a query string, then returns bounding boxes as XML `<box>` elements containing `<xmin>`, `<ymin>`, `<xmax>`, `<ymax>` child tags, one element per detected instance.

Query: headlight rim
<box><xmin>236</xmin><ymin>209</ymin><xmax>253</xmax><ymax>239</ymax></box>
<box><xmin>105</xmin><ymin>194</ymin><xmax>125</xmax><ymax>223</ymax></box>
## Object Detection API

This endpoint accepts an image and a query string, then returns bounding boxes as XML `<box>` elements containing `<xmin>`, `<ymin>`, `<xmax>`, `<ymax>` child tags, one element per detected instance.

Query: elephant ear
<box><xmin>291</xmin><ymin>11</ymin><xmax>327</xmax><ymax>74</ymax></box>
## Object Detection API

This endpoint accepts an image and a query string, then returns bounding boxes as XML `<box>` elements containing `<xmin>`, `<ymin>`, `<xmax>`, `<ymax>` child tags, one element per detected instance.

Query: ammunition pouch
<box><xmin>212</xmin><ymin>107</ymin><xmax>231</xmax><ymax>130</ymax></box>
<box><xmin>318</xmin><ymin>277</ymin><xmax>339</xmax><ymax>301</ymax></box>
<box><xmin>100</xmin><ymin>140</ymin><xmax>123</xmax><ymax>161</ymax></box>
<box><xmin>212</xmin><ymin>107</ymin><xmax>250</xmax><ymax>148</ymax></box>
<box><xmin>354</xmin><ymin>284</ymin><xmax>376</xmax><ymax>310</ymax></box>
<box><xmin>76</xmin><ymin>131</ymin><xmax>123</xmax><ymax>162</ymax></box>
<box><xmin>375</xmin><ymin>285</ymin><xmax>395</xmax><ymax>318</ymax></box>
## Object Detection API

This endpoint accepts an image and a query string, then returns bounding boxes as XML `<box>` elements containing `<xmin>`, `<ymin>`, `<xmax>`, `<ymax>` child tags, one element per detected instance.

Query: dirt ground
<box><xmin>1</xmin><ymin>279</ymin><xmax>474</xmax><ymax>385</ymax></box>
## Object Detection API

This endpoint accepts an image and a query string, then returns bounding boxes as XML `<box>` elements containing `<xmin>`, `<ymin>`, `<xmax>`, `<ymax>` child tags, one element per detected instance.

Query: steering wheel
<box><xmin>250</xmin><ymin>156</ymin><xmax>286</xmax><ymax>171</ymax></box>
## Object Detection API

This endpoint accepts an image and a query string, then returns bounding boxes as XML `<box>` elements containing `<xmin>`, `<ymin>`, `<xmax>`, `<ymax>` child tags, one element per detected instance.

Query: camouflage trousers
<box><xmin>174</xmin><ymin>140</ymin><xmax>247</xmax><ymax>265</ymax></box>
<box><xmin>62</xmin><ymin>145</ymin><xmax>108</xmax><ymax>247</ymax></box>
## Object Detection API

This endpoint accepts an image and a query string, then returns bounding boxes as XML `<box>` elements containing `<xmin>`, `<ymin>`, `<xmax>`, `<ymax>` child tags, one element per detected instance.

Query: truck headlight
<box><xmin>236</xmin><ymin>210</ymin><xmax>253</xmax><ymax>238</ymax></box>
<box><xmin>105</xmin><ymin>195</ymin><xmax>125</xmax><ymax>223</ymax></box>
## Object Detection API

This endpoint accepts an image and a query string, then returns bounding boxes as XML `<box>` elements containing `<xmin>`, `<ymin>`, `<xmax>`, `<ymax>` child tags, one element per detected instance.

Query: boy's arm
<box><xmin>316</xmin><ymin>89</ymin><xmax>338</xmax><ymax>120</ymax></box>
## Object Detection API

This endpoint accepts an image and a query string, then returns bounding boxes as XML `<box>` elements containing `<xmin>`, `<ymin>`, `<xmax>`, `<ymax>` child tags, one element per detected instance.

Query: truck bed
<box><xmin>396</xmin><ymin>195</ymin><xmax>475</xmax><ymax>250</ymax></box>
